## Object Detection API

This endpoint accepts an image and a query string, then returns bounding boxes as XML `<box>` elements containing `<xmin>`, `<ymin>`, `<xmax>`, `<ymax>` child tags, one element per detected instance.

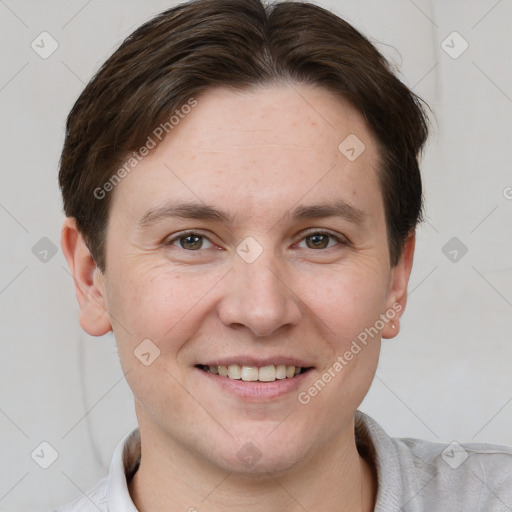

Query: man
<box><xmin>56</xmin><ymin>0</ymin><xmax>512</xmax><ymax>510</ymax></box>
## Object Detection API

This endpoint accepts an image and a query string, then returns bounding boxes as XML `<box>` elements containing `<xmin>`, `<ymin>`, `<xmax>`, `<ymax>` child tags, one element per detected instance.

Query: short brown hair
<box><xmin>59</xmin><ymin>0</ymin><xmax>430</xmax><ymax>272</ymax></box>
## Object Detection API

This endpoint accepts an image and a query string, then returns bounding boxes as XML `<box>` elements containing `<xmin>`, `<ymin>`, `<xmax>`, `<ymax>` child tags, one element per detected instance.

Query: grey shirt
<box><xmin>53</xmin><ymin>411</ymin><xmax>512</xmax><ymax>511</ymax></box>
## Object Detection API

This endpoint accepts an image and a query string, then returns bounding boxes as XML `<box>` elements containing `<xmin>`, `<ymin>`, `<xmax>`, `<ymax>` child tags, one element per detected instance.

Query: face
<box><xmin>65</xmin><ymin>83</ymin><xmax>413</xmax><ymax>475</ymax></box>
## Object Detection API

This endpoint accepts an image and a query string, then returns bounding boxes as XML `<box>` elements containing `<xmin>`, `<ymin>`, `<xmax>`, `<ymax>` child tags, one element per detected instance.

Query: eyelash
<box><xmin>164</xmin><ymin>229</ymin><xmax>349</xmax><ymax>251</ymax></box>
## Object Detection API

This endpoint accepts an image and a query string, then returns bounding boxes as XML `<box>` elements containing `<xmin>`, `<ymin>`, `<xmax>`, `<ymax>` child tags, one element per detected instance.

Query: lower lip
<box><xmin>195</xmin><ymin>367</ymin><xmax>313</xmax><ymax>401</ymax></box>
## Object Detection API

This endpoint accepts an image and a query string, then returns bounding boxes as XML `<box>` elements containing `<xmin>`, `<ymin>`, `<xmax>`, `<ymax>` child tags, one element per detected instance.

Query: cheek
<box><xmin>107</xmin><ymin>260</ymin><xmax>231</xmax><ymax>370</ymax></box>
<box><xmin>302</xmin><ymin>263</ymin><xmax>390</xmax><ymax>339</ymax></box>
<box><xmin>296</xmin><ymin>270</ymin><xmax>385</xmax><ymax>419</ymax></box>
<box><xmin>108</xmin><ymin>263</ymin><xmax>189</xmax><ymax>340</ymax></box>
<box><xmin>107</xmin><ymin>264</ymin><xmax>206</xmax><ymax>423</ymax></box>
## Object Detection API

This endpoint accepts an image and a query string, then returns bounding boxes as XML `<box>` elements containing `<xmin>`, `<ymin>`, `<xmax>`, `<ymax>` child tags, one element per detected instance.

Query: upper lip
<box><xmin>197</xmin><ymin>356</ymin><xmax>313</xmax><ymax>368</ymax></box>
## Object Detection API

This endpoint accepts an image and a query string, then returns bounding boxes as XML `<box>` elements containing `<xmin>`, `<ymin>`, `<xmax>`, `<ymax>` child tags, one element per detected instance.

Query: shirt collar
<box><xmin>107</xmin><ymin>427</ymin><xmax>140</xmax><ymax>512</ymax></box>
<box><xmin>355</xmin><ymin>410</ymin><xmax>406</xmax><ymax>511</ymax></box>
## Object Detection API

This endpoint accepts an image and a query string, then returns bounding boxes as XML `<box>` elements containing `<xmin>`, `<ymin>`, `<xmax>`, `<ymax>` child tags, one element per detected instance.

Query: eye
<box><xmin>166</xmin><ymin>231</ymin><xmax>214</xmax><ymax>251</ymax></box>
<box><xmin>297</xmin><ymin>230</ymin><xmax>346</xmax><ymax>250</ymax></box>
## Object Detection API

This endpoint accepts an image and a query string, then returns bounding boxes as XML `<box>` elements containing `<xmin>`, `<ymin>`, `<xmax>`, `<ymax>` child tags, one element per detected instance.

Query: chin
<box><xmin>215</xmin><ymin>449</ymin><xmax>307</xmax><ymax>476</ymax></box>
<box><xmin>206</xmin><ymin>427</ymin><xmax>311</xmax><ymax>476</ymax></box>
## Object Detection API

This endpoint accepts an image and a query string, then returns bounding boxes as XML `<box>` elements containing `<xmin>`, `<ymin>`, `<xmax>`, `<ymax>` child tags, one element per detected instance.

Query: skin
<box><xmin>61</xmin><ymin>83</ymin><xmax>415</xmax><ymax>512</ymax></box>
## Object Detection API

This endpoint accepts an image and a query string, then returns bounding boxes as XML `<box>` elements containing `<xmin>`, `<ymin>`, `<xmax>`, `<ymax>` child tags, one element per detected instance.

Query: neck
<box><xmin>128</xmin><ymin>417</ymin><xmax>377</xmax><ymax>512</ymax></box>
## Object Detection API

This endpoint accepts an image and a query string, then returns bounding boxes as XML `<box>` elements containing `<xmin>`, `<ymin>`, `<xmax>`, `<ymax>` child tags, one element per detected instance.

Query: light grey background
<box><xmin>0</xmin><ymin>0</ymin><xmax>511</xmax><ymax>510</ymax></box>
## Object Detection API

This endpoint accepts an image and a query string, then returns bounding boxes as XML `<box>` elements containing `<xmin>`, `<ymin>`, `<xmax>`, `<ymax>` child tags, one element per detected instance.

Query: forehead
<box><xmin>109</xmin><ymin>84</ymin><xmax>384</xmax><ymax>227</ymax></box>
<box><xmin>175</xmin><ymin>84</ymin><xmax>376</xmax><ymax>162</ymax></box>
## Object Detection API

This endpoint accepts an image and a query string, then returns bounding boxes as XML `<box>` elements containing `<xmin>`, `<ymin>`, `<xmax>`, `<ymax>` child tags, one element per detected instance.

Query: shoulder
<box><xmin>397</xmin><ymin>434</ymin><xmax>512</xmax><ymax>476</ymax></box>
<box><xmin>50</xmin><ymin>476</ymin><xmax>108</xmax><ymax>512</ymax></box>
<box><xmin>355</xmin><ymin>411</ymin><xmax>512</xmax><ymax>511</ymax></box>
<box><xmin>393</xmin><ymin>435</ymin><xmax>512</xmax><ymax>510</ymax></box>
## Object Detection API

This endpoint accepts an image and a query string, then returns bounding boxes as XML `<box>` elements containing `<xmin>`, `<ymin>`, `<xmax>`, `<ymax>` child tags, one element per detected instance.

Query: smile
<box><xmin>196</xmin><ymin>364</ymin><xmax>312</xmax><ymax>382</ymax></box>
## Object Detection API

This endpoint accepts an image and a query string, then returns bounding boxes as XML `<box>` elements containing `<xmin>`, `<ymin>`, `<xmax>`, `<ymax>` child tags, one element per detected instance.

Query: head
<box><xmin>60</xmin><ymin>0</ymin><xmax>429</xmax><ymax>474</ymax></box>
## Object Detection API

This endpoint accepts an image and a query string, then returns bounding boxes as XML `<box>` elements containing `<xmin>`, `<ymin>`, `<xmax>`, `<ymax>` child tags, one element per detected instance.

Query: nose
<box><xmin>217</xmin><ymin>248</ymin><xmax>302</xmax><ymax>337</ymax></box>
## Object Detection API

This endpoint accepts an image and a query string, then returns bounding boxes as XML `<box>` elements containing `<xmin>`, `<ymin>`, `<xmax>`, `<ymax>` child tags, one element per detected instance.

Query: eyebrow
<box><xmin>137</xmin><ymin>199</ymin><xmax>366</xmax><ymax>228</ymax></box>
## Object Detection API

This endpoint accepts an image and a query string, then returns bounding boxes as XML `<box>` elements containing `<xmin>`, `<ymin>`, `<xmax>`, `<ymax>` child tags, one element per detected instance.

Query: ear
<box><xmin>381</xmin><ymin>232</ymin><xmax>416</xmax><ymax>339</ymax></box>
<box><xmin>60</xmin><ymin>217</ymin><xmax>112</xmax><ymax>336</ymax></box>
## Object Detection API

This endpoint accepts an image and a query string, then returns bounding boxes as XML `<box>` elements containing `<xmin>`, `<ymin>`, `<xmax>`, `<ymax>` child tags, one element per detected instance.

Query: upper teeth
<box><xmin>205</xmin><ymin>364</ymin><xmax>302</xmax><ymax>382</ymax></box>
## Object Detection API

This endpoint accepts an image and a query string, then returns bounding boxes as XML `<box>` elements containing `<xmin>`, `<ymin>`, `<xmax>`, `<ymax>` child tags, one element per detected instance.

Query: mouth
<box><xmin>195</xmin><ymin>363</ymin><xmax>313</xmax><ymax>382</ymax></box>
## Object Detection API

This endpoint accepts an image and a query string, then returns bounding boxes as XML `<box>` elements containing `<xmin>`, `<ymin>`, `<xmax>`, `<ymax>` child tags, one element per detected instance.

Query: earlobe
<box><xmin>60</xmin><ymin>217</ymin><xmax>113</xmax><ymax>336</ymax></box>
<box><xmin>381</xmin><ymin>233</ymin><xmax>416</xmax><ymax>339</ymax></box>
